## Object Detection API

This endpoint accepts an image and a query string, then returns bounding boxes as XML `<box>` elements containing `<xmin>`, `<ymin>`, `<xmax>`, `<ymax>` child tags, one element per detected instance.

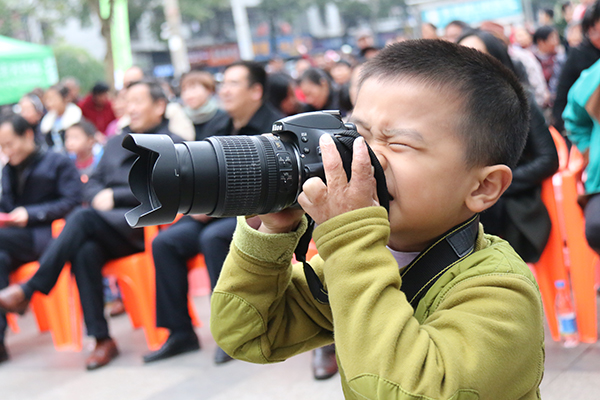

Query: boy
<box><xmin>64</xmin><ymin>120</ymin><xmax>102</xmax><ymax>181</ymax></box>
<box><xmin>210</xmin><ymin>40</ymin><xmax>544</xmax><ymax>399</ymax></box>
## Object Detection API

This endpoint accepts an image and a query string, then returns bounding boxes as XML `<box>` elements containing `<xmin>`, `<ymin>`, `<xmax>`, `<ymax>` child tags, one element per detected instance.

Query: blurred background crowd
<box><xmin>1</xmin><ymin>0</ymin><xmax>600</xmax><ymax>390</ymax></box>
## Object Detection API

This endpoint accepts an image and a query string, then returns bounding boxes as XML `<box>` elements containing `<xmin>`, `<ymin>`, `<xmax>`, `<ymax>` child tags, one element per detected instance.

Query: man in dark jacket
<box><xmin>0</xmin><ymin>114</ymin><xmax>82</xmax><ymax>363</ymax></box>
<box><xmin>552</xmin><ymin>1</ymin><xmax>600</xmax><ymax>133</ymax></box>
<box><xmin>0</xmin><ymin>80</ymin><xmax>183</xmax><ymax>370</ymax></box>
<box><xmin>143</xmin><ymin>61</ymin><xmax>283</xmax><ymax>366</ymax></box>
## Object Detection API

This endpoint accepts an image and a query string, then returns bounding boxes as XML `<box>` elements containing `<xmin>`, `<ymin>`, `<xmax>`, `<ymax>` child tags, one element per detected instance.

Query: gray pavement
<box><xmin>2</xmin><ymin>294</ymin><xmax>599</xmax><ymax>399</ymax></box>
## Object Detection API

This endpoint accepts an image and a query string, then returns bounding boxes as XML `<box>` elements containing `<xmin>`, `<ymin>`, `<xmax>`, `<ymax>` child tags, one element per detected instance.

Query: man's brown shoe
<box><xmin>312</xmin><ymin>344</ymin><xmax>338</xmax><ymax>380</ymax></box>
<box><xmin>0</xmin><ymin>285</ymin><xmax>29</xmax><ymax>315</ymax></box>
<box><xmin>86</xmin><ymin>338</ymin><xmax>119</xmax><ymax>370</ymax></box>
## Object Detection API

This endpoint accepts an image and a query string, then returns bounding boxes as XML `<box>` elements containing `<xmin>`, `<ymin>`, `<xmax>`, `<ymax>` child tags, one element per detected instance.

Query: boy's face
<box><xmin>65</xmin><ymin>126</ymin><xmax>94</xmax><ymax>156</ymax></box>
<box><xmin>350</xmin><ymin>77</ymin><xmax>481</xmax><ymax>252</ymax></box>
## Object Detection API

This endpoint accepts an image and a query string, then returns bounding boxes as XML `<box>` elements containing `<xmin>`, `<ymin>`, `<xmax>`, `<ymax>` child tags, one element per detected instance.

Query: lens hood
<box><xmin>123</xmin><ymin>134</ymin><xmax>181</xmax><ymax>227</ymax></box>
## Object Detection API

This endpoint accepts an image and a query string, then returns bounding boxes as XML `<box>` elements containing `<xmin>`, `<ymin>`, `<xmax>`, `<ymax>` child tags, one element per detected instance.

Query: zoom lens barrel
<box><xmin>124</xmin><ymin>111</ymin><xmax>387</xmax><ymax>228</ymax></box>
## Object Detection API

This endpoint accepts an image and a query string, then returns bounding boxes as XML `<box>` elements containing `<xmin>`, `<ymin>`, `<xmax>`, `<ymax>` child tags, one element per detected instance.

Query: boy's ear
<box><xmin>465</xmin><ymin>165</ymin><xmax>513</xmax><ymax>213</ymax></box>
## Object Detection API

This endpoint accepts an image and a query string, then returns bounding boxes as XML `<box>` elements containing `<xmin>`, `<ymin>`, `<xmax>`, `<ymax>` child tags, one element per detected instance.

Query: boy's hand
<box><xmin>251</xmin><ymin>208</ymin><xmax>306</xmax><ymax>234</ymax></box>
<box><xmin>298</xmin><ymin>134</ymin><xmax>378</xmax><ymax>225</ymax></box>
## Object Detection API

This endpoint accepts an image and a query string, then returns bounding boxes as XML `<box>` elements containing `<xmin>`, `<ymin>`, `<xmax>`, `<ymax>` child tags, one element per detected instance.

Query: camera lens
<box><xmin>124</xmin><ymin>111</ymin><xmax>388</xmax><ymax>228</ymax></box>
<box><xmin>124</xmin><ymin>133</ymin><xmax>301</xmax><ymax>226</ymax></box>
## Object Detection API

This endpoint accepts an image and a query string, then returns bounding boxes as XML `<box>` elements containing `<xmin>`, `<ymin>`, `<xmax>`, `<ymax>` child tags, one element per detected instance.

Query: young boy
<box><xmin>64</xmin><ymin>120</ymin><xmax>102</xmax><ymax>182</ymax></box>
<box><xmin>210</xmin><ymin>40</ymin><xmax>544</xmax><ymax>399</ymax></box>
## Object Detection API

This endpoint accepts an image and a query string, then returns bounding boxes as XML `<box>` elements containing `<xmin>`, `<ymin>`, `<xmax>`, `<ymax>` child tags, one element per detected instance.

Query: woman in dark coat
<box><xmin>458</xmin><ymin>30</ymin><xmax>560</xmax><ymax>262</ymax></box>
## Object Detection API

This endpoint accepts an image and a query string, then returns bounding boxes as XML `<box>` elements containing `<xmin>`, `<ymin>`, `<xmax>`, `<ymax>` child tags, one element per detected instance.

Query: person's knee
<box><xmin>65</xmin><ymin>207</ymin><xmax>92</xmax><ymax>226</ymax></box>
<box><xmin>152</xmin><ymin>230</ymin><xmax>178</xmax><ymax>256</ymax></box>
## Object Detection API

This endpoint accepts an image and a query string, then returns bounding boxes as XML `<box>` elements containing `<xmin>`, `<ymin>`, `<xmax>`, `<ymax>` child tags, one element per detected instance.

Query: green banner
<box><xmin>101</xmin><ymin>0</ymin><xmax>132</xmax><ymax>88</ymax></box>
<box><xmin>112</xmin><ymin>0</ymin><xmax>132</xmax><ymax>74</ymax></box>
<box><xmin>0</xmin><ymin>35</ymin><xmax>59</xmax><ymax>105</ymax></box>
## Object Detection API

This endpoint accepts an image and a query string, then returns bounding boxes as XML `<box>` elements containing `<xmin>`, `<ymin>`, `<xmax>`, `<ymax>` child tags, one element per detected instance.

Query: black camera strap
<box><xmin>297</xmin><ymin>214</ymin><xmax>480</xmax><ymax>309</ymax></box>
<box><xmin>400</xmin><ymin>214</ymin><xmax>480</xmax><ymax>308</ymax></box>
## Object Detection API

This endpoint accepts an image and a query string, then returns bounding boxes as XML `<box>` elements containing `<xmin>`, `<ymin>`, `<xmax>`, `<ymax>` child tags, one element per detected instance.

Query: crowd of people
<box><xmin>0</xmin><ymin>1</ymin><xmax>600</xmax><ymax>398</ymax></box>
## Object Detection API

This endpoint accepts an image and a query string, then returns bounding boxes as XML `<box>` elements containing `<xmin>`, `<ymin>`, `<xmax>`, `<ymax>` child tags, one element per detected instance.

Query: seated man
<box><xmin>0</xmin><ymin>80</ymin><xmax>183</xmax><ymax>370</ymax></box>
<box><xmin>143</xmin><ymin>61</ymin><xmax>283</xmax><ymax>365</ymax></box>
<box><xmin>210</xmin><ymin>40</ymin><xmax>545</xmax><ymax>399</ymax></box>
<box><xmin>0</xmin><ymin>114</ymin><xmax>82</xmax><ymax>363</ymax></box>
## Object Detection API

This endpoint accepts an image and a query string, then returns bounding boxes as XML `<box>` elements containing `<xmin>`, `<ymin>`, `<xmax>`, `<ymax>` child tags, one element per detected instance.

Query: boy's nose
<box><xmin>369</xmin><ymin>146</ymin><xmax>387</xmax><ymax>171</ymax></box>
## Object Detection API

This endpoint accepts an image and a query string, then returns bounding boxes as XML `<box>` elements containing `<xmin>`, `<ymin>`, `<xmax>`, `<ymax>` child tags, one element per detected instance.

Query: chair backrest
<box><xmin>568</xmin><ymin>144</ymin><xmax>585</xmax><ymax>174</ymax></box>
<box><xmin>549</xmin><ymin>126</ymin><xmax>569</xmax><ymax>172</ymax></box>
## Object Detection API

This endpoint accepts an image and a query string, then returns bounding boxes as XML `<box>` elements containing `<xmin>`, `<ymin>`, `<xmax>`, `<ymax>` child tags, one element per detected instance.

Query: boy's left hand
<box><xmin>298</xmin><ymin>134</ymin><xmax>379</xmax><ymax>225</ymax></box>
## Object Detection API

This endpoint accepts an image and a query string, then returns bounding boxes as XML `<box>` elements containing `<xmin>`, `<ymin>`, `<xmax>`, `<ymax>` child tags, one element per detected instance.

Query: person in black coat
<box><xmin>0</xmin><ymin>80</ymin><xmax>183</xmax><ymax>370</ymax></box>
<box><xmin>459</xmin><ymin>30</ymin><xmax>560</xmax><ymax>263</ymax></box>
<box><xmin>144</xmin><ymin>61</ymin><xmax>284</xmax><ymax>366</ymax></box>
<box><xmin>299</xmin><ymin>67</ymin><xmax>352</xmax><ymax>117</ymax></box>
<box><xmin>0</xmin><ymin>114</ymin><xmax>82</xmax><ymax>363</ymax></box>
<box><xmin>552</xmin><ymin>1</ymin><xmax>600</xmax><ymax>133</ymax></box>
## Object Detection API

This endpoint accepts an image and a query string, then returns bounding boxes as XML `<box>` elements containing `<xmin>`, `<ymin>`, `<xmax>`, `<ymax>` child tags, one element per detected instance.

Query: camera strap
<box><xmin>297</xmin><ymin>214</ymin><xmax>480</xmax><ymax>309</ymax></box>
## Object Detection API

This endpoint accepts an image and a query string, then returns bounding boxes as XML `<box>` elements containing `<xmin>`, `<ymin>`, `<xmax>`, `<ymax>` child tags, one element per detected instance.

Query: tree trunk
<box><xmin>101</xmin><ymin>17</ymin><xmax>115</xmax><ymax>89</ymax></box>
<box><xmin>88</xmin><ymin>0</ymin><xmax>115</xmax><ymax>90</ymax></box>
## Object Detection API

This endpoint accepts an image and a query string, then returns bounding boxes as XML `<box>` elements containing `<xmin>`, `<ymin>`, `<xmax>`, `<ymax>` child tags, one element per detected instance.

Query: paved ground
<box><xmin>2</xmin><ymin>294</ymin><xmax>599</xmax><ymax>399</ymax></box>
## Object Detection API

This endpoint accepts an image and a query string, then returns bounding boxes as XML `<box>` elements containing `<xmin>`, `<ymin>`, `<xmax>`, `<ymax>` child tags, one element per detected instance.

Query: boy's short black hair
<box><xmin>359</xmin><ymin>39</ymin><xmax>529</xmax><ymax>169</ymax></box>
<box><xmin>225</xmin><ymin>61</ymin><xmax>267</xmax><ymax>98</ymax></box>
<box><xmin>67</xmin><ymin>119</ymin><xmax>97</xmax><ymax>138</ymax></box>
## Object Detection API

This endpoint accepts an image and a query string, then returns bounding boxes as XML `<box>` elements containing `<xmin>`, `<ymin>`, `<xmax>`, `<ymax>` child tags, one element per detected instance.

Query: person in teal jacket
<box><xmin>211</xmin><ymin>40</ymin><xmax>545</xmax><ymax>399</ymax></box>
<box><xmin>563</xmin><ymin>58</ymin><xmax>600</xmax><ymax>253</ymax></box>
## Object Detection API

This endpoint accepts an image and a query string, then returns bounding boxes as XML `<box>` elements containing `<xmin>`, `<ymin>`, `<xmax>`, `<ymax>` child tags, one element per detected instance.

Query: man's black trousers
<box><xmin>151</xmin><ymin>216</ymin><xmax>236</xmax><ymax>334</ymax></box>
<box><xmin>24</xmin><ymin>207</ymin><xmax>140</xmax><ymax>340</ymax></box>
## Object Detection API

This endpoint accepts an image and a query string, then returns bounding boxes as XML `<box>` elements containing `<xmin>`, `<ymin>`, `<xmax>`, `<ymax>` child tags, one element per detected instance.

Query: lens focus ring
<box><xmin>214</xmin><ymin>136</ymin><xmax>279</xmax><ymax>216</ymax></box>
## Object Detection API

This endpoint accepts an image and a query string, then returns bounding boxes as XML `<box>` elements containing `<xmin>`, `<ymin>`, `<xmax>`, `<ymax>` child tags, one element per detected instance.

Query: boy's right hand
<box><xmin>248</xmin><ymin>208</ymin><xmax>305</xmax><ymax>234</ymax></box>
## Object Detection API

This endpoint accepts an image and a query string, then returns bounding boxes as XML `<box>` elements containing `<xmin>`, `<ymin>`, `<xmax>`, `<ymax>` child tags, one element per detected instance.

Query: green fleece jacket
<box><xmin>211</xmin><ymin>207</ymin><xmax>545</xmax><ymax>400</ymax></box>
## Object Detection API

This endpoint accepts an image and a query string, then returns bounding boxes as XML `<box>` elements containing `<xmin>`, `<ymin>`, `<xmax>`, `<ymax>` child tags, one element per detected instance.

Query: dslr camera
<box><xmin>123</xmin><ymin>111</ymin><xmax>388</xmax><ymax>227</ymax></box>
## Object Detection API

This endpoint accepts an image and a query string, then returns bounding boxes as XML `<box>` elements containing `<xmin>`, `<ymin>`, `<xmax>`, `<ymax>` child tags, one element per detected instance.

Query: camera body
<box><xmin>123</xmin><ymin>111</ymin><xmax>386</xmax><ymax>227</ymax></box>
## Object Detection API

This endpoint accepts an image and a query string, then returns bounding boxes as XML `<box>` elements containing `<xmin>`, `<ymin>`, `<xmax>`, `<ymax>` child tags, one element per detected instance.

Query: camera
<box><xmin>123</xmin><ymin>111</ymin><xmax>388</xmax><ymax>227</ymax></box>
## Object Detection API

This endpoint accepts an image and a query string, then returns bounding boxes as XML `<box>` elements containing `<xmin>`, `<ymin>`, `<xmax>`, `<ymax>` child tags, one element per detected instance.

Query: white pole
<box><xmin>163</xmin><ymin>0</ymin><xmax>190</xmax><ymax>78</ymax></box>
<box><xmin>231</xmin><ymin>0</ymin><xmax>255</xmax><ymax>60</ymax></box>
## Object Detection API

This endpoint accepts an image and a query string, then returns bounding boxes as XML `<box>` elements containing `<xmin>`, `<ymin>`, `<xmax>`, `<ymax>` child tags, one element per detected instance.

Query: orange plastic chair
<box><xmin>559</xmin><ymin>146</ymin><xmax>598</xmax><ymax>343</ymax></box>
<box><xmin>531</xmin><ymin>175</ymin><xmax>570</xmax><ymax>342</ymax></box>
<box><xmin>186</xmin><ymin>254</ymin><xmax>207</xmax><ymax>320</ymax></box>
<box><xmin>99</xmin><ymin>223</ymin><xmax>204</xmax><ymax>349</ymax></box>
<box><xmin>530</xmin><ymin>127</ymin><xmax>572</xmax><ymax>342</ymax></box>
<box><xmin>533</xmin><ymin>133</ymin><xmax>598</xmax><ymax>343</ymax></box>
<box><xmin>549</xmin><ymin>126</ymin><xmax>569</xmax><ymax>171</ymax></box>
<box><xmin>8</xmin><ymin>262</ymin><xmax>83</xmax><ymax>351</ymax></box>
<box><xmin>7</xmin><ymin>220</ymin><xmax>83</xmax><ymax>351</ymax></box>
